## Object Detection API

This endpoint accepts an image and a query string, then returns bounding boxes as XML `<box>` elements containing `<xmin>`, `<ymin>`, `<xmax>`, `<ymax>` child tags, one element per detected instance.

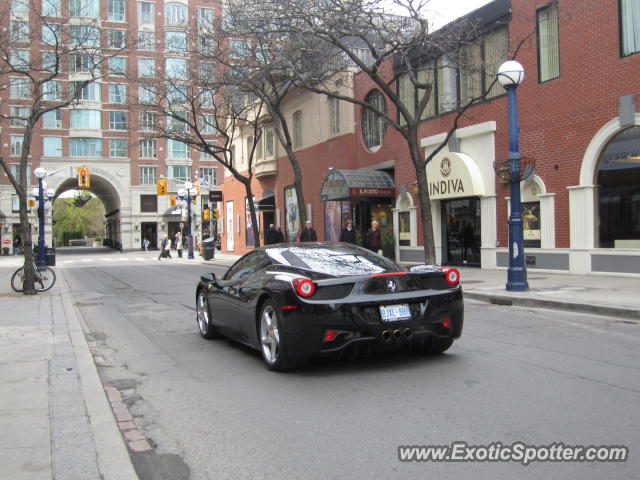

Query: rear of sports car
<box><xmin>274</xmin><ymin>265</ymin><xmax>463</xmax><ymax>360</ymax></box>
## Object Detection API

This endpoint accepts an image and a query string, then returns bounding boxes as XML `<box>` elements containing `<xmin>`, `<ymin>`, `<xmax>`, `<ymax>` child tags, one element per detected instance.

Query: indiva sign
<box><xmin>429</xmin><ymin>178</ymin><xmax>465</xmax><ymax>196</ymax></box>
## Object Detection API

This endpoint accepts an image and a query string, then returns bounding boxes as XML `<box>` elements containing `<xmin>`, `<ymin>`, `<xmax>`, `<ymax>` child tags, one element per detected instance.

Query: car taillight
<box><xmin>441</xmin><ymin>267</ymin><xmax>460</xmax><ymax>285</ymax></box>
<box><xmin>292</xmin><ymin>278</ymin><xmax>316</xmax><ymax>297</ymax></box>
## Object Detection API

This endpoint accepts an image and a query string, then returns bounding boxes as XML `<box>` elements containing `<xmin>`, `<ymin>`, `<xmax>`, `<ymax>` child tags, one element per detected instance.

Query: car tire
<box><xmin>259</xmin><ymin>299</ymin><xmax>303</xmax><ymax>371</ymax></box>
<box><xmin>196</xmin><ymin>290</ymin><xmax>222</xmax><ymax>339</ymax></box>
<box><xmin>426</xmin><ymin>337</ymin><xmax>454</xmax><ymax>355</ymax></box>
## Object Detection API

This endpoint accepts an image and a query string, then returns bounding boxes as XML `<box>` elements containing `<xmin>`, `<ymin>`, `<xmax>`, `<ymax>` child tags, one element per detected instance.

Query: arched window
<box><xmin>597</xmin><ymin>126</ymin><xmax>640</xmax><ymax>248</ymax></box>
<box><xmin>362</xmin><ymin>90</ymin><xmax>387</xmax><ymax>152</ymax></box>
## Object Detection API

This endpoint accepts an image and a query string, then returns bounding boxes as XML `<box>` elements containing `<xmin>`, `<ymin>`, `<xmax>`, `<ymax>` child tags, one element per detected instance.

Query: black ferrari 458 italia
<box><xmin>196</xmin><ymin>242</ymin><xmax>463</xmax><ymax>371</ymax></box>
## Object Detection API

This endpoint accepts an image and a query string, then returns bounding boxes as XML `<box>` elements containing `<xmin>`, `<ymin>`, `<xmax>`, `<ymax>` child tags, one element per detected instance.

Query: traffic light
<box><xmin>78</xmin><ymin>167</ymin><xmax>90</xmax><ymax>189</ymax></box>
<box><xmin>157</xmin><ymin>178</ymin><xmax>167</xmax><ymax>195</ymax></box>
<box><xmin>212</xmin><ymin>209</ymin><xmax>219</xmax><ymax>219</ymax></box>
<box><xmin>169</xmin><ymin>195</ymin><xmax>177</xmax><ymax>207</ymax></box>
<box><xmin>28</xmin><ymin>199</ymin><xmax>36</xmax><ymax>208</ymax></box>
<box><xmin>203</xmin><ymin>209</ymin><xmax>210</xmax><ymax>220</ymax></box>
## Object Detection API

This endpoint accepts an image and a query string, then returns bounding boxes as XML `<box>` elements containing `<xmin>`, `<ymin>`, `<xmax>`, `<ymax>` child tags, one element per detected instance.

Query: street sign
<box><xmin>209</xmin><ymin>190</ymin><xmax>222</xmax><ymax>202</ymax></box>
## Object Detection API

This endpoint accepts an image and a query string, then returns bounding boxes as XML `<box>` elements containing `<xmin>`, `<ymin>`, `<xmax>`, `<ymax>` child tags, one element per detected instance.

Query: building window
<box><xmin>43</xmin><ymin>137</ymin><xmax>62</xmax><ymax>157</ymax></box>
<box><xmin>167</xmin><ymin>140</ymin><xmax>190</xmax><ymax>159</ymax></box>
<box><xmin>70</xmin><ymin>26</ymin><xmax>100</xmax><ymax>47</ymax></box>
<box><xmin>165</xmin><ymin>58</ymin><xmax>188</xmax><ymax>79</ymax></box>
<box><xmin>43</xmin><ymin>0</ymin><xmax>61</xmax><ymax>16</ymax></box>
<box><xmin>140</xmin><ymin>167</ymin><xmax>157</xmax><ymax>185</ymax></box>
<box><xmin>140</xmin><ymin>194</ymin><xmax>158</xmax><ymax>212</ymax></box>
<box><xmin>293</xmin><ymin>111</ymin><xmax>302</xmax><ymax>149</ymax></box>
<box><xmin>198</xmin><ymin>62</ymin><xmax>215</xmax><ymax>81</ymax></box>
<box><xmin>437</xmin><ymin>57</ymin><xmax>458</xmax><ymax>113</ymax></box>
<box><xmin>138</xmin><ymin>85</ymin><xmax>156</xmax><ymax>104</ymax></box>
<box><xmin>71</xmin><ymin>81</ymin><xmax>101</xmax><ymax>101</ymax></box>
<box><xmin>42</xmin><ymin>23</ymin><xmax>61</xmax><ymax>45</ymax></box>
<box><xmin>10</xmin><ymin>164</ymin><xmax>31</xmax><ymax>184</ymax></box>
<box><xmin>69</xmin><ymin>53</ymin><xmax>99</xmax><ymax>74</ymax></box>
<box><xmin>165</xmin><ymin>31</ymin><xmax>187</xmax><ymax>52</ymax></box>
<box><xmin>329</xmin><ymin>97</ymin><xmax>340</xmax><ymax>136</ymax></box>
<box><xmin>108</xmin><ymin>29</ymin><xmax>127</xmax><ymax>49</ymax></box>
<box><xmin>10</xmin><ymin>21</ymin><xmax>29</xmax><ymax>43</ymax></box>
<box><xmin>137</xmin><ymin>1</ymin><xmax>155</xmax><ymax>24</ymax></box>
<box><xmin>229</xmin><ymin>39</ymin><xmax>250</xmax><ymax>59</ymax></box>
<box><xmin>43</xmin><ymin>109</ymin><xmax>62</xmax><ymax>128</ymax></box>
<box><xmin>109</xmin><ymin>111</ymin><xmax>127</xmax><ymax>130</ymax></box>
<box><xmin>483</xmin><ymin>27</ymin><xmax>509</xmax><ymax>99</ymax></box>
<box><xmin>621</xmin><ymin>0</ymin><xmax>640</xmax><ymax>56</ymax></box>
<box><xmin>43</xmin><ymin>80</ymin><xmax>61</xmax><ymax>100</ymax></box>
<box><xmin>362</xmin><ymin>90</ymin><xmax>387</xmax><ymax>152</ymax></box>
<box><xmin>70</xmin><ymin>109</ymin><xmax>101</xmax><ymax>129</ymax></box>
<box><xmin>10</xmin><ymin>78</ymin><xmax>30</xmax><ymax>99</ymax></box>
<box><xmin>108</xmin><ymin>57</ymin><xmax>126</xmax><ymax>75</ymax></box>
<box><xmin>164</xmin><ymin>3</ymin><xmax>188</xmax><ymax>26</ymax></box>
<box><xmin>598</xmin><ymin>126</ymin><xmax>640</xmax><ymax>247</ymax></box>
<box><xmin>108</xmin><ymin>0</ymin><xmax>125</xmax><ymax>21</ymax></box>
<box><xmin>167</xmin><ymin>112</ymin><xmax>188</xmax><ymax>132</ymax></box>
<box><xmin>200</xmin><ymin>114</ymin><xmax>216</xmax><ymax>133</ymax></box>
<box><xmin>10</xmin><ymin>106</ymin><xmax>30</xmax><ymax>127</ymax></box>
<box><xmin>200</xmin><ymin>167</ymin><xmax>216</xmax><ymax>186</ymax></box>
<box><xmin>138</xmin><ymin>31</ymin><xmax>155</xmax><ymax>50</ymax></box>
<box><xmin>199</xmin><ymin>89</ymin><xmax>215</xmax><ymax>108</ymax></box>
<box><xmin>167</xmin><ymin>84</ymin><xmax>188</xmax><ymax>104</ymax></box>
<box><xmin>138</xmin><ymin>58</ymin><xmax>155</xmax><ymax>78</ymax></box>
<box><xmin>109</xmin><ymin>138</ymin><xmax>128</xmax><ymax>157</ymax></box>
<box><xmin>265</xmin><ymin>127</ymin><xmax>274</xmax><ymax>157</ymax></box>
<box><xmin>12</xmin><ymin>0</ymin><xmax>29</xmax><ymax>12</ymax></box>
<box><xmin>70</xmin><ymin>138</ymin><xmax>102</xmax><ymax>157</ymax></box>
<box><xmin>10</xmin><ymin>49</ymin><xmax>30</xmax><ymax>69</ymax></box>
<box><xmin>139</xmin><ymin>139</ymin><xmax>157</xmax><ymax>158</ymax></box>
<box><xmin>70</xmin><ymin>0</ymin><xmax>99</xmax><ymax>18</ymax></box>
<box><xmin>167</xmin><ymin>165</ymin><xmax>191</xmax><ymax>182</ymax></box>
<box><xmin>537</xmin><ymin>3</ymin><xmax>560</xmax><ymax>82</ymax></box>
<box><xmin>108</xmin><ymin>83</ymin><xmax>127</xmax><ymax>103</ymax></box>
<box><xmin>139</xmin><ymin>111</ymin><xmax>156</xmax><ymax>131</ymax></box>
<box><xmin>11</xmin><ymin>136</ymin><xmax>24</xmax><ymax>156</ymax></box>
<box><xmin>42</xmin><ymin>51</ymin><xmax>58</xmax><ymax>72</ymax></box>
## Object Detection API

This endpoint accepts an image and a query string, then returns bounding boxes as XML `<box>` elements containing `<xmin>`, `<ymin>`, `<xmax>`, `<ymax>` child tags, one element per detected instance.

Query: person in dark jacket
<box><xmin>339</xmin><ymin>219</ymin><xmax>357</xmax><ymax>244</ymax></box>
<box><xmin>276</xmin><ymin>227</ymin><xmax>285</xmax><ymax>243</ymax></box>
<box><xmin>300</xmin><ymin>220</ymin><xmax>318</xmax><ymax>242</ymax></box>
<box><xmin>265</xmin><ymin>224</ymin><xmax>279</xmax><ymax>245</ymax></box>
<box><xmin>364</xmin><ymin>220</ymin><xmax>381</xmax><ymax>252</ymax></box>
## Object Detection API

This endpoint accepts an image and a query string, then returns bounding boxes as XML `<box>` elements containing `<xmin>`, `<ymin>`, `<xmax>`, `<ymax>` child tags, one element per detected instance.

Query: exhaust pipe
<box><xmin>403</xmin><ymin>328</ymin><xmax>414</xmax><ymax>339</ymax></box>
<box><xmin>393</xmin><ymin>329</ymin><xmax>402</xmax><ymax>339</ymax></box>
<box><xmin>381</xmin><ymin>330</ymin><xmax>392</xmax><ymax>343</ymax></box>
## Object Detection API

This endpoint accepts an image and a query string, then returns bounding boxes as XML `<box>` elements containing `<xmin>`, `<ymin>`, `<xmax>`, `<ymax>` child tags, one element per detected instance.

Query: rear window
<box><xmin>266</xmin><ymin>245</ymin><xmax>400</xmax><ymax>276</ymax></box>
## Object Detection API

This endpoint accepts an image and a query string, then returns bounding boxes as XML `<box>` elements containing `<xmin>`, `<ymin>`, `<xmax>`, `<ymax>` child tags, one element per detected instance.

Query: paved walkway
<box><xmin>0</xmin><ymin>250</ymin><xmax>638</xmax><ymax>478</ymax></box>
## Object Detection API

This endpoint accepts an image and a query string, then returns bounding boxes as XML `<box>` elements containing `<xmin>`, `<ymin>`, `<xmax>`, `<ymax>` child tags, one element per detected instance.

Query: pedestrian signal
<box><xmin>169</xmin><ymin>195</ymin><xmax>177</xmax><ymax>207</ymax></box>
<box><xmin>78</xmin><ymin>167</ymin><xmax>90</xmax><ymax>189</ymax></box>
<box><xmin>212</xmin><ymin>209</ymin><xmax>219</xmax><ymax>219</ymax></box>
<box><xmin>203</xmin><ymin>209</ymin><xmax>210</xmax><ymax>220</ymax></box>
<box><xmin>28</xmin><ymin>199</ymin><xmax>36</xmax><ymax>208</ymax></box>
<box><xmin>157</xmin><ymin>178</ymin><xmax>168</xmax><ymax>195</ymax></box>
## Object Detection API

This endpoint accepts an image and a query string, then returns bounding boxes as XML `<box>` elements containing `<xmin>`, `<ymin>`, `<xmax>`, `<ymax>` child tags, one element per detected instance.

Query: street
<box><xmin>53</xmin><ymin>251</ymin><xmax>640</xmax><ymax>479</ymax></box>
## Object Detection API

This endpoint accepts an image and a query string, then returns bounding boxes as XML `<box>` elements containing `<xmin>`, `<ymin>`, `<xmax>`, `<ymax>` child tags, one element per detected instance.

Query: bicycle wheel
<box><xmin>34</xmin><ymin>266</ymin><xmax>56</xmax><ymax>292</ymax></box>
<box><xmin>10</xmin><ymin>267</ymin><xmax>25</xmax><ymax>293</ymax></box>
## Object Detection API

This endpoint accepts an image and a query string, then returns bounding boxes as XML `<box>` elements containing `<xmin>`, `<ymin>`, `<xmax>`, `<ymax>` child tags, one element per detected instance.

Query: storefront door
<box><xmin>441</xmin><ymin>197</ymin><xmax>481</xmax><ymax>267</ymax></box>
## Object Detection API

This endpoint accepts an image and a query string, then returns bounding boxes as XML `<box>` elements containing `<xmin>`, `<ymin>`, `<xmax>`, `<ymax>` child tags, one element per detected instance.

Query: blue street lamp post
<box><xmin>33</xmin><ymin>167</ymin><xmax>54</xmax><ymax>268</ymax></box>
<box><xmin>177</xmin><ymin>182</ymin><xmax>198</xmax><ymax>259</ymax></box>
<box><xmin>497</xmin><ymin>60</ymin><xmax>529</xmax><ymax>292</ymax></box>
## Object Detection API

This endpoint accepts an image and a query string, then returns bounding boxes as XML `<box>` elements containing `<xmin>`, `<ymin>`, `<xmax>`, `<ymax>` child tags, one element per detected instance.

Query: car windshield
<box><xmin>265</xmin><ymin>245</ymin><xmax>400</xmax><ymax>276</ymax></box>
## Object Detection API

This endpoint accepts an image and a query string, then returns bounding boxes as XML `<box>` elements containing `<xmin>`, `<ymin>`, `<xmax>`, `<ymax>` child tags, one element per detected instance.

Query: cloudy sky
<box><xmin>426</xmin><ymin>0</ymin><xmax>493</xmax><ymax>26</ymax></box>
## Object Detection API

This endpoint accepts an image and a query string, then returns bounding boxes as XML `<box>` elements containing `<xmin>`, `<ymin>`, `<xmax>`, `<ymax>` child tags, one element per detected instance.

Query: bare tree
<box><xmin>224</xmin><ymin>0</ymin><xmax>520</xmax><ymax>263</ymax></box>
<box><xmin>0</xmin><ymin>0</ymin><xmax>136</xmax><ymax>293</ymax></box>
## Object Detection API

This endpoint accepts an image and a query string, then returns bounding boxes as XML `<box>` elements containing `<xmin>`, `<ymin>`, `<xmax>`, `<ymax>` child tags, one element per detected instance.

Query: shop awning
<box><xmin>163</xmin><ymin>207</ymin><xmax>185</xmax><ymax>220</ymax></box>
<box><xmin>256</xmin><ymin>190</ymin><xmax>275</xmax><ymax>211</ymax></box>
<box><xmin>319</xmin><ymin>169</ymin><xmax>395</xmax><ymax>201</ymax></box>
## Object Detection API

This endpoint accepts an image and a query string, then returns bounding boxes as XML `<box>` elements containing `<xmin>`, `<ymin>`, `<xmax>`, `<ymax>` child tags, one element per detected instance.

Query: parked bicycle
<box><xmin>11</xmin><ymin>258</ymin><xmax>56</xmax><ymax>293</ymax></box>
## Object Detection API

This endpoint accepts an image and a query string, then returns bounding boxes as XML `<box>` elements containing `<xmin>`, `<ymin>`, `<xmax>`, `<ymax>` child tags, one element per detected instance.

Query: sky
<box><xmin>384</xmin><ymin>0</ymin><xmax>494</xmax><ymax>28</ymax></box>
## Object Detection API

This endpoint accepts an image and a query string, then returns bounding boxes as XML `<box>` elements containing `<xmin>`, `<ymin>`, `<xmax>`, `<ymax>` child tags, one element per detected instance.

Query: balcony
<box><xmin>254</xmin><ymin>158</ymin><xmax>277</xmax><ymax>178</ymax></box>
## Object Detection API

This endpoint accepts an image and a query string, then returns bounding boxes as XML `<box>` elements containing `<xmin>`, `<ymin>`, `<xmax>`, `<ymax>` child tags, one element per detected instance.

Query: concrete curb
<box><xmin>464</xmin><ymin>291</ymin><xmax>640</xmax><ymax>321</ymax></box>
<box><xmin>58</xmin><ymin>271</ymin><xmax>139</xmax><ymax>480</ymax></box>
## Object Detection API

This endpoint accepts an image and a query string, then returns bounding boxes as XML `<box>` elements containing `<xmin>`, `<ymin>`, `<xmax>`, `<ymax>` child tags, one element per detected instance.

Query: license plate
<box><xmin>379</xmin><ymin>304</ymin><xmax>411</xmax><ymax>322</ymax></box>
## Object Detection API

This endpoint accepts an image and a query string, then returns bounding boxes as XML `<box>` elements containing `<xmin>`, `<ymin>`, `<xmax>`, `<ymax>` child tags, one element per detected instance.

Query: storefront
<box><xmin>319</xmin><ymin>168</ymin><xmax>395</xmax><ymax>254</ymax></box>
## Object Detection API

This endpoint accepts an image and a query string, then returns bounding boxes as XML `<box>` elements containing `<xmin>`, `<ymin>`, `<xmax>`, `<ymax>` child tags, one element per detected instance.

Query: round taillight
<box><xmin>292</xmin><ymin>278</ymin><xmax>316</xmax><ymax>297</ymax></box>
<box><xmin>441</xmin><ymin>267</ymin><xmax>460</xmax><ymax>285</ymax></box>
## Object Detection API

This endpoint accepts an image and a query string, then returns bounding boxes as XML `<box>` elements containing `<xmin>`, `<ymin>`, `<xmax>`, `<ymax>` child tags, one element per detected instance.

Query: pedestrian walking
<box><xmin>299</xmin><ymin>220</ymin><xmax>318</xmax><ymax>242</ymax></box>
<box><xmin>339</xmin><ymin>219</ymin><xmax>357</xmax><ymax>244</ymax></box>
<box><xmin>143</xmin><ymin>237</ymin><xmax>150</xmax><ymax>252</ymax></box>
<box><xmin>265</xmin><ymin>224</ymin><xmax>279</xmax><ymax>245</ymax></box>
<box><xmin>175</xmin><ymin>232</ymin><xmax>183</xmax><ymax>258</ymax></box>
<box><xmin>158</xmin><ymin>235</ymin><xmax>172</xmax><ymax>260</ymax></box>
<box><xmin>276</xmin><ymin>227</ymin><xmax>284</xmax><ymax>243</ymax></box>
<box><xmin>364</xmin><ymin>220</ymin><xmax>382</xmax><ymax>253</ymax></box>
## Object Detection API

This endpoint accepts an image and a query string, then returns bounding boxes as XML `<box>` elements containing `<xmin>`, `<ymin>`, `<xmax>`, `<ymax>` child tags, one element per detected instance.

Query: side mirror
<box><xmin>200</xmin><ymin>272</ymin><xmax>217</xmax><ymax>284</ymax></box>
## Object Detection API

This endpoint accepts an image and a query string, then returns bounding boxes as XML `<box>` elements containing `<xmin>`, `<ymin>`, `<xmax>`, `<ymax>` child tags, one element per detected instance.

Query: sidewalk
<box><xmin>0</xmin><ymin>265</ymin><xmax>138</xmax><ymax>480</ymax></box>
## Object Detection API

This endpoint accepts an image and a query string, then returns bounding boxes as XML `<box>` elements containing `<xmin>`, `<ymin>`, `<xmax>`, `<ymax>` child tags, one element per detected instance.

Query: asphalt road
<box><xmin>59</xmin><ymin>251</ymin><xmax>639</xmax><ymax>480</ymax></box>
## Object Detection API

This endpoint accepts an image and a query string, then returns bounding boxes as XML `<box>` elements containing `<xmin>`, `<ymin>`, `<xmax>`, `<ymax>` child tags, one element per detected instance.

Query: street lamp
<box><xmin>176</xmin><ymin>181</ymin><xmax>198</xmax><ymax>259</ymax></box>
<box><xmin>497</xmin><ymin>60</ymin><xmax>529</xmax><ymax>291</ymax></box>
<box><xmin>33</xmin><ymin>167</ymin><xmax>55</xmax><ymax>268</ymax></box>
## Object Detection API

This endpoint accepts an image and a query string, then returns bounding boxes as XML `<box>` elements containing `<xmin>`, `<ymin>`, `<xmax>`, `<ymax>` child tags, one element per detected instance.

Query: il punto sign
<box><xmin>349</xmin><ymin>187</ymin><xmax>395</xmax><ymax>197</ymax></box>
<box><xmin>426</xmin><ymin>152</ymin><xmax>485</xmax><ymax>200</ymax></box>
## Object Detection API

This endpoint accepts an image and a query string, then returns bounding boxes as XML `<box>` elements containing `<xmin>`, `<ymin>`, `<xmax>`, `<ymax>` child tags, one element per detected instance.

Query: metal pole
<box><xmin>187</xmin><ymin>194</ymin><xmax>194</xmax><ymax>259</ymax></box>
<box><xmin>37</xmin><ymin>179</ymin><xmax>46</xmax><ymax>268</ymax></box>
<box><xmin>506</xmin><ymin>85</ymin><xmax>529</xmax><ymax>291</ymax></box>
